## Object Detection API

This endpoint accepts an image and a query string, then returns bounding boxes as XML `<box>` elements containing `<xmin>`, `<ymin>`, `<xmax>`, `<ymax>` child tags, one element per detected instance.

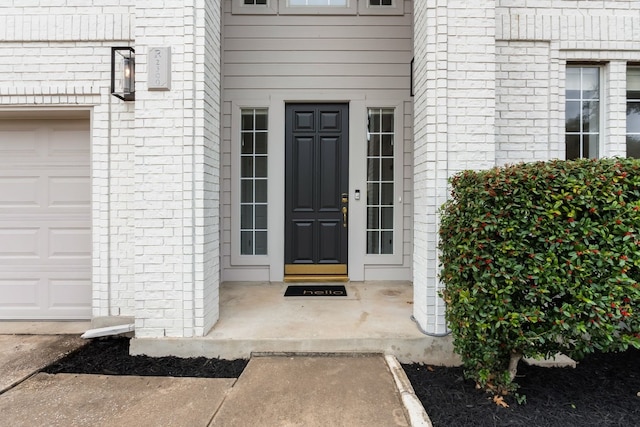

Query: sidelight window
<box><xmin>565</xmin><ymin>66</ymin><xmax>601</xmax><ymax>159</ymax></box>
<box><xmin>240</xmin><ymin>109</ymin><xmax>268</xmax><ymax>255</ymax></box>
<box><xmin>627</xmin><ymin>67</ymin><xmax>640</xmax><ymax>158</ymax></box>
<box><xmin>366</xmin><ymin>108</ymin><xmax>394</xmax><ymax>255</ymax></box>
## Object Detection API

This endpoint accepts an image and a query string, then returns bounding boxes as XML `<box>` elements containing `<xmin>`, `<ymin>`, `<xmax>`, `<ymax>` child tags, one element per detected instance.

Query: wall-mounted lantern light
<box><xmin>111</xmin><ymin>47</ymin><xmax>135</xmax><ymax>101</ymax></box>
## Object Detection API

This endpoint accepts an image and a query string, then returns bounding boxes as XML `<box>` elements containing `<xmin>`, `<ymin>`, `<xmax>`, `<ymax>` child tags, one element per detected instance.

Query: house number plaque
<box><xmin>148</xmin><ymin>47</ymin><xmax>171</xmax><ymax>90</ymax></box>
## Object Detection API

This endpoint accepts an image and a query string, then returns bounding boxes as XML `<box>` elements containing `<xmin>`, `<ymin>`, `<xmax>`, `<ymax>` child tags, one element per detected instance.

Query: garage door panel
<box><xmin>0</xmin><ymin>278</ymin><xmax>40</xmax><ymax>307</ymax></box>
<box><xmin>48</xmin><ymin>176</ymin><xmax>91</xmax><ymax>207</ymax></box>
<box><xmin>0</xmin><ymin>228</ymin><xmax>41</xmax><ymax>259</ymax></box>
<box><xmin>49</xmin><ymin>129</ymin><xmax>90</xmax><ymax>157</ymax></box>
<box><xmin>0</xmin><ymin>130</ymin><xmax>39</xmax><ymax>156</ymax></box>
<box><xmin>0</xmin><ymin>119</ymin><xmax>91</xmax><ymax>320</ymax></box>
<box><xmin>0</xmin><ymin>176</ymin><xmax>41</xmax><ymax>207</ymax></box>
<box><xmin>49</xmin><ymin>277</ymin><xmax>92</xmax><ymax>309</ymax></box>
<box><xmin>49</xmin><ymin>227</ymin><xmax>91</xmax><ymax>259</ymax></box>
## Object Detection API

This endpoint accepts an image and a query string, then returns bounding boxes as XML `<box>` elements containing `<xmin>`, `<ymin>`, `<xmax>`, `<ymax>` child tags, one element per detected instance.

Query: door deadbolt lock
<box><xmin>341</xmin><ymin>193</ymin><xmax>348</xmax><ymax>204</ymax></box>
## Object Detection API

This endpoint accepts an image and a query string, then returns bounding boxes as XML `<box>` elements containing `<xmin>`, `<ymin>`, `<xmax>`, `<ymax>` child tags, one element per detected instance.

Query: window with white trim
<box><xmin>565</xmin><ymin>66</ymin><xmax>601</xmax><ymax>159</ymax></box>
<box><xmin>366</xmin><ymin>108</ymin><xmax>394</xmax><ymax>255</ymax></box>
<box><xmin>233</xmin><ymin>0</ymin><xmax>277</xmax><ymax>14</ymax></box>
<box><xmin>240</xmin><ymin>109</ymin><xmax>268</xmax><ymax>255</ymax></box>
<box><xmin>627</xmin><ymin>67</ymin><xmax>640</xmax><ymax>158</ymax></box>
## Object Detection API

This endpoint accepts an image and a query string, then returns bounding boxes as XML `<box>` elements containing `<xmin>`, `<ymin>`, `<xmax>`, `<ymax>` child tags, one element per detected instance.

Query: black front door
<box><xmin>285</xmin><ymin>103</ymin><xmax>349</xmax><ymax>273</ymax></box>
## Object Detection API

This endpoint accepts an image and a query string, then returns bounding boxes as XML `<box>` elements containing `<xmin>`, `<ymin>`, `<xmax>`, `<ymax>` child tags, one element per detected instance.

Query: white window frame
<box><xmin>565</xmin><ymin>64</ymin><xmax>605</xmax><ymax>160</ymax></box>
<box><xmin>278</xmin><ymin>0</ymin><xmax>357</xmax><ymax>15</ymax></box>
<box><xmin>232</xmin><ymin>0</ymin><xmax>278</xmax><ymax>15</ymax></box>
<box><xmin>627</xmin><ymin>65</ymin><xmax>640</xmax><ymax>158</ymax></box>
<box><xmin>231</xmin><ymin>103</ymin><xmax>271</xmax><ymax>266</ymax></box>
<box><xmin>362</xmin><ymin>102</ymin><xmax>404</xmax><ymax>266</ymax></box>
<box><xmin>358</xmin><ymin>0</ymin><xmax>404</xmax><ymax>16</ymax></box>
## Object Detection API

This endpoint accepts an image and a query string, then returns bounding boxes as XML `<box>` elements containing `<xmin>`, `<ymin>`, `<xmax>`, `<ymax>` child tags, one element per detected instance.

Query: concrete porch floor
<box><xmin>131</xmin><ymin>281</ymin><xmax>460</xmax><ymax>365</ymax></box>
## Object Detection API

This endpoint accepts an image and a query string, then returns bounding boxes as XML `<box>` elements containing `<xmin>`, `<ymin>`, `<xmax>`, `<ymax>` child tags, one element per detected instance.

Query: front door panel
<box><xmin>285</xmin><ymin>104</ymin><xmax>349</xmax><ymax>268</ymax></box>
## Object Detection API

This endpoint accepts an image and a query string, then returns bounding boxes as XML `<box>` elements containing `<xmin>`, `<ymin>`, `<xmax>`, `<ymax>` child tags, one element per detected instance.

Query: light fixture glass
<box><xmin>111</xmin><ymin>47</ymin><xmax>135</xmax><ymax>101</ymax></box>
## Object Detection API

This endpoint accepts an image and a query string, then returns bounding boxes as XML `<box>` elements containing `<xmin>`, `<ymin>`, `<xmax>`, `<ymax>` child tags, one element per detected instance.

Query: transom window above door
<box><xmin>288</xmin><ymin>0</ymin><xmax>347</xmax><ymax>5</ymax></box>
<box><xmin>235</xmin><ymin>0</ymin><xmax>403</xmax><ymax>15</ymax></box>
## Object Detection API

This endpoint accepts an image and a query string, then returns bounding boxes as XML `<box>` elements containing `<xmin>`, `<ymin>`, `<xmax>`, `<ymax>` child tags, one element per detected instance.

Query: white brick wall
<box><xmin>133</xmin><ymin>1</ymin><xmax>221</xmax><ymax>339</ymax></box>
<box><xmin>413</xmin><ymin>0</ymin><xmax>497</xmax><ymax>335</ymax></box>
<box><xmin>414</xmin><ymin>0</ymin><xmax>639</xmax><ymax>335</ymax></box>
<box><xmin>496</xmin><ymin>1</ymin><xmax>639</xmax><ymax>164</ymax></box>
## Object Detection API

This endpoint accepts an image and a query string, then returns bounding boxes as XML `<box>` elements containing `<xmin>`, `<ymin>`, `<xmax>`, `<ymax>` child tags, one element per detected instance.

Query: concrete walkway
<box><xmin>0</xmin><ymin>334</ymin><xmax>431</xmax><ymax>427</ymax></box>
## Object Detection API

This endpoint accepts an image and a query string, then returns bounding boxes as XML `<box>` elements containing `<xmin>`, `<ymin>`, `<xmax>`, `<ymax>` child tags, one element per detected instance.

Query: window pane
<box><xmin>241</xmin><ymin>205</ymin><xmax>253</xmax><ymax>229</ymax></box>
<box><xmin>565</xmin><ymin>101</ymin><xmax>581</xmax><ymax>132</ymax></box>
<box><xmin>381</xmin><ymin>183</ymin><xmax>393</xmax><ymax>205</ymax></box>
<box><xmin>627</xmin><ymin>135</ymin><xmax>640</xmax><ymax>158</ymax></box>
<box><xmin>367</xmin><ymin>158</ymin><xmax>380</xmax><ymax>181</ymax></box>
<box><xmin>382</xmin><ymin>111</ymin><xmax>394</xmax><ymax>132</ymax></box>
<box><xmin>566</xmin><ymin>135</ymin><xmax>580</xmax><ymax>160</ymax></box>
<box><xmin>566</xmin><ymin>68</ymin><xmax>581</xmax><ymax>100</ymax></box>
<box><xmin>627</xmin><ymin>102</ymin><xmax>640</xmax><ymax>133</ymax></box>
<box><xmin>381</xmin><ymin>135</ymin><xmax>394</xmax><ymax>156</ymax></box>
<box><xmin>367</xmin><ymin>183</ymin><xmax>379</xmax><ymax>205</ymax></box>
<box><xmin>241</xmin><ymin>180</ymin><xmax>253</xmax><ymax>203</ymax></box>
<box><xmin>381</xmin><ymin>207</ymin><xmax>393</xmax><ymax>229</ymax></box>
<box><xmin>255</xmin><ymin>133</ymin><xmax>268</xmax><ymax>154</ymax></box>
<box><xmin>255</xmin><ymin>110</ymin><xmax>268</xmax><ymax>130</ymax></box>
<box><xmin>367</xmin><ymin>231</ymin><xmax>380</xmax><ymax>254</ymax></box>
<box><xmin>629</xmin><ymin>68</ymin><xmax>640</xmax><ymax>92</ymax></box>
<box><xmin>584</xmin><ymin>135</ymin><xmax>599</xmax><ymax>159</ymax></box>
<box><xmin>368</xmin><ymin>134</ymin><xmax>380</xmax><ymax>156</ymax></box>
<box><xmin>241</xmin><ymin>232</ymin><xmax>253</xmax><ymax>255</ymax></box>
<box><xmin>255</xmin><ymin>231</ymin><xmax>267</xmax><ymax>255</ymax></box>
<box><xmin>255</xmin><ymin>156</ymin><xmax>267</xmax><ymax>177</ymax></box>
<box><xmin>255</xmin><ymin>205</ymin><xmax>268</xmax><ymax>229</ymax></box>
<box><xmin>255</xmin><ymin>179</ymin><xmax>267</xmax><ymax>203</ymax></box>
<box><xmin>367</xmin><ymin>207</ymin><xmax>379</xmax><ymax>229</ymax></box>
<box><xmin>241</xmin><ymin>112</ymin><xmax>254</xmax><ymax>130</ymax></box>
<box><xmin>582</xmin><ymin>68</ymin><xmax>599</xmax><ymax>99</ymax></box>
<box><xmin>241</xmin><ymin>133</ymin><xmax>254</xmax><ymax>154</ymax></box>
<box><xmin>583</xmin><ymin>101</ymin><xmax>599</xmax><ymax>132</ymax></box>
<box><xmin>241</xmin><ymin>157</ymin><xmax>253</xmax><ymax>177</ymax></box>
<box><xmin>381</xmin><ymin>231</ymin><xmax>393</xmax><ymax>254</ymax></box>
<box><xmin>381</xmin><ymin>158</ymin><xmax>393</xmax><ymax>181</ymax></box>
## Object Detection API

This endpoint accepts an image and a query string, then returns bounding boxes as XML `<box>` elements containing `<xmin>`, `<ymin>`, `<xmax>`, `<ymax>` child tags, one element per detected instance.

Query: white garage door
<box><xmin>0</xmin><ymin>119</ymin><xmax>91</xmax><ymax>319</ymax></box>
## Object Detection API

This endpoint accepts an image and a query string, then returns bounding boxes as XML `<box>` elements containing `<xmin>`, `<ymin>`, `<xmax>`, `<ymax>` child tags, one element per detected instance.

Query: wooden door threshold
<box><xmin>284</xmin><ymin>275</ymin><xmax>349</xmax><ymax>283</ymax></box>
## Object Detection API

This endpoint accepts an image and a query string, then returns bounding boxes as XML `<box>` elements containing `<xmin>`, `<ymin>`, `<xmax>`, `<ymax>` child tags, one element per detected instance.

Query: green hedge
<box><xmin>439</xmin><ymin>158</ymin><xmax>640</xmax><ymax>393</ymax></box>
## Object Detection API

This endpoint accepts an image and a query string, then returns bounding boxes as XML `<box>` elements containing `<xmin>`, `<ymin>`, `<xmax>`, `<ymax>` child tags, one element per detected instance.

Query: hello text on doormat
<box><xmin>284</xmin><ymin>285</ymin><xmax>348</xmax><ymax>297</ymax></box>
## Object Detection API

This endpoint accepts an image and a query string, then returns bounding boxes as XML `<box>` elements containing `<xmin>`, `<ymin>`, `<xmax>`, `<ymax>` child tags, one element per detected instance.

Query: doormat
<box><xmin>284</xmin><ymin>285</ymin><xmax>348</xmax><ymax>297</ymax></box>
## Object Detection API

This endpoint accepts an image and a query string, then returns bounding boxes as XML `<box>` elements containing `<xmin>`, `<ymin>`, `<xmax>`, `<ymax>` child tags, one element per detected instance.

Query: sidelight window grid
<box><xmin>627</xmin><ymin>67</ymin><xmax>640</xmax><ymax>158</ymax></box>
<box><xmin>240</xmin><ymin>109</ymin><xmax>268</xmax><ymax>255</ymax></box>
<box><xmin>366</xmin><ymin>108</ymin><xmax>394</xmax><ymax>255</ymax></box>
<box><xmin>565</xmin><ymin>66</ymin><xmax>601</xmax><ymax>159</ymax></box>
<box><xmin>244</xmin><ymin>0</ymin><xmax>267</xmax><ymax>4</ymax></box>
<box><xmin>370</xmin><ymin>0</ymin><xmax>393</xmax><ymax>5</ymax></box>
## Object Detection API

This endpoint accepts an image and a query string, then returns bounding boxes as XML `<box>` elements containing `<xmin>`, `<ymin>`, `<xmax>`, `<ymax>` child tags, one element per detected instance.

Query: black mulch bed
<box><xmin>402</xmin><ymin>348</ymin><xmax>640</xmax><ymax>427</ymax></box>
<box><xmin>42</xmin><ymin>337</ymin><xmax>247</xmax><ymax>378</ymax></box>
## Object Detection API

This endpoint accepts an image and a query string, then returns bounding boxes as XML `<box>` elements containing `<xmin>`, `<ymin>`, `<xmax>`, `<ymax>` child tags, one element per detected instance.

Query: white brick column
<box><xmin>413</xmin><ymin>0</ymin><xmax>497</xmax><ymax>335</ymax></box>
<box><xmin>134</xmin><ymin>1</ymin><xmax>221</xmax><ymax>338</ymax></box>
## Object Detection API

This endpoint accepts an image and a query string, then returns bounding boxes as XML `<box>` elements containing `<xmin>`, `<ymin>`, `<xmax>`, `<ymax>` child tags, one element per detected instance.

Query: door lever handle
<box><xmin>341</xmin><ymin>206</ymin><xmax>347</xmax><ymax>228</ymax></box>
